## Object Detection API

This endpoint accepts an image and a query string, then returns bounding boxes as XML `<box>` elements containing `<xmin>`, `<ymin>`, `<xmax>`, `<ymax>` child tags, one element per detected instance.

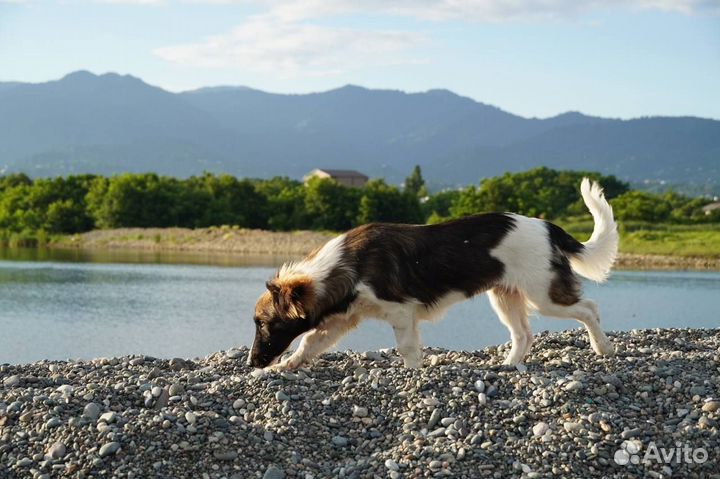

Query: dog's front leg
<box><xmin>392</xmin><ymin>316</ymin><xmax>423</xmax><ymax>368</ymax></box>
<box><xmin>273</xmin><ymin>314</ymin><xmax>357</xmax><ymax>371</ymax></box>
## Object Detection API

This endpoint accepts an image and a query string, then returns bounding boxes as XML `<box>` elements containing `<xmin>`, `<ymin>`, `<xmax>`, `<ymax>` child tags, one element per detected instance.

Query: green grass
<box><xmin>6</xmin><ymin>222</ymin><xmax>720</xmax><ymax>259</ymax></box>
<box><xmin>557</xmin><ymin>219</ymin><xmax>720</xmax><ymax>258</ymax></box>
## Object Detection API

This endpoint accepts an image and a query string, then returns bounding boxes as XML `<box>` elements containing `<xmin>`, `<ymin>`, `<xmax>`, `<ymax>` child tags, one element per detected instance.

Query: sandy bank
<box><xmin>52</xmin><ymin>227</ymin><xmax>720</xmax><ymax>270</ymax></box>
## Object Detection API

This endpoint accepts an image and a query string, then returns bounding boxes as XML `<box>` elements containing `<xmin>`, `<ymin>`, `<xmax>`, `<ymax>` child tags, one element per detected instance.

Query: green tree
<box><xmin>304</xmin><ymin>177</ymin><xmax>361</xmax><ymax>230</ymax></box>
<box><xmin>422</xmin><ymin>189</ymin><xmax>461</xmax><ymax>221</ymax></box>
<box><xmin>357</xmin><ymin>179</ymin><xmax>423</xmax><ymax>224</ymax></box>
<box><xmin>610</xmin><ymin>191</ymin><xmax>671</xmax><ymax>222</ymax></box>
<box><xmin>404</xmin><ymin>165</ymin><xmax>427</xmax><ymax>198</ymax></box>
<box><xmin>254</xmin><ymin>177</ymin><xmax>308</xmax><ymax>231</ymax></box>
<box><xmin>448</xmin><ymin>167</ymin><xmax>628</xmax><ymax>219</ymax></box>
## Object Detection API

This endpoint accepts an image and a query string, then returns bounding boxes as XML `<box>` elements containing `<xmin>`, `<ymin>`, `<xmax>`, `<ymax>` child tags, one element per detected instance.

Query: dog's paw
<box><xmin>266</xmin><ymin>356</ymin><xmax>303</xmax><ymax>372</ymax></box>
<box><xmin>597</xmin><ymin>342</ymin><xmax>615</xmax><ymax>357</ymax></box>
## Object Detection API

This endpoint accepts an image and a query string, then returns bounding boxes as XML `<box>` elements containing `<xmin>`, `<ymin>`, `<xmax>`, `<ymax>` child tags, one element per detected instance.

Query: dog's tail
<box><xmin>566</xmin><ymin>178</ymin><xmax>619</xmax><ymax>283</ymax></box>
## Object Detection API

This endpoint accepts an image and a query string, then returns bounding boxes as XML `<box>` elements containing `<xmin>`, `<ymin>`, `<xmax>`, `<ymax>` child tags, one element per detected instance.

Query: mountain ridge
<box><xmin>1</xmin><ymin>71</ymin><xmax>718</xmax><ymax>187</ymax></box>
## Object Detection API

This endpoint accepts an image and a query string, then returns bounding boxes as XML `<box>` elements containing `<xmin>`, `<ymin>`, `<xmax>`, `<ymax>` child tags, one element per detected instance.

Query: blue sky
<box><xmin>1</xmin><ymin>0</ymin><xmax>718</xmax><ymax>119</ymax></box>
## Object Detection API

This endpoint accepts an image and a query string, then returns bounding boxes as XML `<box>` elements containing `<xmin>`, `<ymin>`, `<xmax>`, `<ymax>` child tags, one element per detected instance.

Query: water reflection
<box><xmin>1</xmin><ymin>249</ymin><xmax>719</xmax><ymax>364</ymax></box>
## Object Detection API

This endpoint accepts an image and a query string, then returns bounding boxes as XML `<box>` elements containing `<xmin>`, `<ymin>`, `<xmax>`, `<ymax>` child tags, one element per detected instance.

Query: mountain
<box><xmin>1</xmin><ymin>71</ymin><xmax>718</xmax><ymax>188</ymax></box>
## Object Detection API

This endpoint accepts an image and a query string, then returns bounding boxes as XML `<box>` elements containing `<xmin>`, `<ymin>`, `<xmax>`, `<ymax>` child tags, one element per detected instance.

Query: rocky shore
<box><xmin>1</xmin><ymin>328</ymin><xmax>719</xmax><ymax>479</ymax></box>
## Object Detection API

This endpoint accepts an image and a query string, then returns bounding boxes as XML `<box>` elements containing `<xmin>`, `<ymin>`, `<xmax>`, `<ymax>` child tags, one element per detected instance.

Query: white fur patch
<box><xmin>278</xmin><ymin>233</ymin><xmax>347</xmax><ymax>298</ymax></box>
<box><xmin>572</xmin><ymin>178</ymin><xmax>618</xmax><ymax>282</ymax></box>
<box><xmin>490</xmin><ymin>214</ymin><xmax>554</xmax><ymax>294</ymax></box>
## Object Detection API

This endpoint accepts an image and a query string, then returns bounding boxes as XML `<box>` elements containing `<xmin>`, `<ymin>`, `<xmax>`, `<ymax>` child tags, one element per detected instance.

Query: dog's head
<box><xmin>248</xmin><ymin>274</ymin><xmax>316</xmax><ymax>368</ymax></box>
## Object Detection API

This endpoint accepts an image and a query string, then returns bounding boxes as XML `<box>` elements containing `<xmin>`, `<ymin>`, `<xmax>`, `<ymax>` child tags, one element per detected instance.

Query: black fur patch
<box><xmin>548</xmin><ymin>252</ymin><xmax>582</xmax><ymax>306</ymax></box>
<box><xmin>342</xmin><ymin>213</ymin><xmax>516</xmax><ymax>307</ymax></box>
<box><xmin>250</xmin><ymin>315</ymin><xmax>313</xmax><ymax>368</ymax></box>
<box><xmin>545</xmin><ymin>221</ymin><xmax>583</xmax><ymax>306</ymax></box>
<box><xmin>545</xmin><ymin>221</ymin><xmax>584</xmax><ymax>255</ymax></box>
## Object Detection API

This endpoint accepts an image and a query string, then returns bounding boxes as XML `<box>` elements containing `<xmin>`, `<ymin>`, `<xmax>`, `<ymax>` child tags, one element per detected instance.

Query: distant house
<box><xmin>304</xmin><ymin>169</ymin><xmax>369</xmax><ymax>188</ymax></box>
<box><xmin>702</xmin><ymin>202</ymin><xmax>720</xmax><ymax>215</ymax></box>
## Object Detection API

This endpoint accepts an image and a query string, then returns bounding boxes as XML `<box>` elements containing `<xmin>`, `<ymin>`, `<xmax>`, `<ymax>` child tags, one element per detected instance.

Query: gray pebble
<box><xmin>263</xmin><ymin>465</ymin><xmax>285</xmax><ymax>479</ymax></box>
<box><xmin>331</xmin><ymin>435</ymin><xmax>348</xmax><ymax>447</ymax></box>
<box><xmin>83</xmin><ymin>402</ymin><xmax>101</xmax><ymax>420</ymax></box>
<box><xmin>98</xmin><ymin>442</ymin><xmax>121</xmax><ymax>458</ymax></box>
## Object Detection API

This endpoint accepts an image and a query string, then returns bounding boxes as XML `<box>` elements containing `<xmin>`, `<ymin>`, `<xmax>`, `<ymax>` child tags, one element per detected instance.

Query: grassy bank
<box><xmin>4</xmin><ymin>222</ymin><xmax>720</xmax><ymax>270</ymax></box>
<box><xmin>559</xmin><ymin>220</ymin><xmax>720</xmax><ymax>258</ymax></box>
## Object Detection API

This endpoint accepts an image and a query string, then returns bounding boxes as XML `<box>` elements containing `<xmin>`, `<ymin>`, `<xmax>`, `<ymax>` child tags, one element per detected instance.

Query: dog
<box><xmin>248</xmin><ymin>178</ymin><xmax>617</xmax><ymax>370</ymax></box>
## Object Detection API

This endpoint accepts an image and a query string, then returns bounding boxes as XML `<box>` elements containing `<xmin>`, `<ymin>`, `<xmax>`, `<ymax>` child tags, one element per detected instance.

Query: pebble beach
<box><xmin>1</xmin><ymin>328</ymin><xmax>719</xmax><ymax>479</ymax></box>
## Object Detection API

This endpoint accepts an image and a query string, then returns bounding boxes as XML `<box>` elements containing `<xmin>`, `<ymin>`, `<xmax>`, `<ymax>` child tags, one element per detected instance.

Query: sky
<box><xmin>0</xmin><ymin>0</ymin><xmax>719</xmax><ymax>119</ymax></box>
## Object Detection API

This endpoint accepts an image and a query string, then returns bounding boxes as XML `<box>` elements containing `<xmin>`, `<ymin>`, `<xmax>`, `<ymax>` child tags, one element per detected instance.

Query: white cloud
<box><xmin>154</xmin><ymin>0</ymin><xmax>716</xmax><ymax>76</ymax></box>
<box><xmin>96</xmin><ymin>0</ymin><xmax>165</xmax><ymax>4</ymax></box>
<box><xmin>180</xmin><ymin>0</ymin><xmax>720</xmax><ymax>20</ymax></box>
<box><xmin>154</xmin><ymin>16</ymin><xmax>426</xmax><ymax>76</ymax></box>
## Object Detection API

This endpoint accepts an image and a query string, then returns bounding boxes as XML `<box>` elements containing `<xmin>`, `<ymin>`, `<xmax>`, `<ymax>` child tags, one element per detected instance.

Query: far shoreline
<box><xmin>28</xmin><ymin>227</ymin><xmax>720</xmax><ymax>271</ymax></box>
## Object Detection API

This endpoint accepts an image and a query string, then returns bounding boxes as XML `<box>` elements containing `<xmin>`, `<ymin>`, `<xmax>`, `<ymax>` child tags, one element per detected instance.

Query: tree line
<box><xmin>0</xmin><ymin>167</ymin><xmax>717</xmax><ymax>241</ymax></box>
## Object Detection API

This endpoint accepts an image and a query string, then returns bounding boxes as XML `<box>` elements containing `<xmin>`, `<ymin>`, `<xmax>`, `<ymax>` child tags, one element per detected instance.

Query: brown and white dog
<box><xmin>248</xmin><ymin>179</ymin><xmax>618</xmax><ymax>370</ymax></box>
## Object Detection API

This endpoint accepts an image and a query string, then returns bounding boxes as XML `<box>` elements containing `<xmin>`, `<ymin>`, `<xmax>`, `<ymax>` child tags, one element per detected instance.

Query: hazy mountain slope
<box><xmin>1</xmin><ymin>71</ymin><xmax>717</xmax><ymax>186</ymax></box>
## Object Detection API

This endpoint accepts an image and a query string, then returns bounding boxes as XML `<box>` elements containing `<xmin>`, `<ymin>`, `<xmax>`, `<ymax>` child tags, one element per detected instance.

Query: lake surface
<box><xmin>1</xmin><ymin>248</ymin><xmax>719</xmax><ymax>364</ymax></box>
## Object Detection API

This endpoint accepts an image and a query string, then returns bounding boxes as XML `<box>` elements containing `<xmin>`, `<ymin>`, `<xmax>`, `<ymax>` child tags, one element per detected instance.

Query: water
<box><xmin>1</xmin><ymin>249</ymin><xmax>719</xmax><ymax>364</ymax></box>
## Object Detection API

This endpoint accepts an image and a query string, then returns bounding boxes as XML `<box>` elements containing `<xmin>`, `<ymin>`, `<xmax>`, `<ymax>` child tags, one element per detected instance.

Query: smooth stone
<box><xmin>153</xmin><ymin>388</ymin><xmax>170</xmax><ymax>410</ymax></box>
<box><xmin>515</xmin><ymin>364</ymin><xmax>527</xmax><ymax>373</ymax></box>
<box><xmin>264</xmin><ymin>431</ymin><xmax>274</xmax><ymax>442</ymax></box>
<box><xmin>226</xmin><ymin>349</ymin><xmax>244</xmax><ymax>359</ymax></box>
<box><xmin>99</xmin><ymin>412</ymin><xmax>117</xmax><ymax>423</ymax></box>
<box><xmin>428</xmin><ymin>409</ymin><xmax>442</xmax><ymax>428</ymax></box>
<box><xmin>702</xmin><ymin>401</ymin><xmax>720</xmax><ymax>413</ymax></box>
<box><xmin>385</xmin><ymin>459</ymin><xmax>400</xmax><ymax>472</ymax></box>
<box><xmin>564</xmin><ymin>381</ymin><xmax>584</xmax><ymax>392</ymax></box>
<box><xmin>56</xmin><ymin>385</ymin><xmax>73</xmax><ymax>396</ymax></box>
<box><xmin>184</xmin><ymin>412</ymin><xmax>197</xmax><ymax>425</ymax></box>
<box><xmin>168</xmin><ymin>383</ymin><xmax>184</xmax><ymax>396</ymax></box>
<box><xmin>263</xmin><ymin>465</ymin><xmax>285</xmax><ymax>479</ymax></box>
<box><xmin>47</xmin><ymin>442</ymin><xmax>66</xmax><ymax>459</ymax></box>
<box><xmin>423</xmin><ymin>398</ymin><xmax>440</xmax><ymax>407</ymax></box>
<box><xmin>563</xmin><ymin>422</ymin><xmax>584</xmax><ymax>433</ymax></box>
<box><xmin>621</xmin><ymin>428</ymin><xmax>641</xmax><ymax>439</ymax></box>
<box><xmin>440</xmin><ymin>417</ymin><xmax>456</xmax><ymax>427</ymax></box>
<box><xmin>250</xmin><ymin>369</ymin><xmax>267</xmax><ymax>379</ymax></box>
<box><xmin>689</xmin><ymin>386</ymin><xmax>706</xmax><ymax>396</ymax></box>
<box><xmin>474</xmin><ymin>380</ymin><xmax>485</xmax><ymax>393</ymax></box>
<box><xmin>331</xmin><ymin>435</ymin><xmax>348</xmax><ymax>447</ymax></box>
<box><xmin>429</xmin><ymin>460</ymin><xmax>442</xmax><ymax>470</ymax></box>
<box><xmin>214</xmin><ymin>450</ymin><xmax>238</xmax><ymax>461</ymax></box>
<box><xmin>3</xmin><ymin>375</ymin><xmax>20</xmax><ymax>387</ymax></box>
<box><xmin>363</xmin><ymin>351</ymin><xmax>384</xmax><ymax>362</ymax></box>
<box><xmin>352</xmin><ymin>405</ymin><xmax>368</xmax><ymax>418</ymax></box>
<box><xmin>275</xmin><ymin>391</ymin><xmax>290</xmax><ymax>402</ymax></box>
<box><xmin>232</xmin><ymin>398</ymin><xmax>246</xmax><ymax>410</ymax></box>
<box><xmin>45</xmin><ymin>418</ymin><xmax>61</xmax><ymax>429</ymax></box>
<box><xmin>16</xmin><ymin>457</ymin><xmax>33</xmax><ymax>467</ymax></box>
<box><xmin>477</xmin><ymin>393</ymin><xmax>488</xmax><ymax>406</ymax></box>
<box><xmin>533</xmin><ymin>422</ymin><xmax>549</xmax><ymax>437</ymax></box>
<box><xmin>98</xmin><ymin>442</ymin><xmax>121</xmax><ymax>458</ymax></box>
<box><xmin>83</xmin><ymin>403</ymin><xmax>102</xmax><ymax>420</ymax></box>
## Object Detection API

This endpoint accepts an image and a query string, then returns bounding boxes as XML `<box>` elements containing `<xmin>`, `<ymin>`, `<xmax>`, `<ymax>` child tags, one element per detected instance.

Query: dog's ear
<box><xmin>266</xmin><ymin>276</ymin><xmax>314</xmax><ymax>320</ymax></box>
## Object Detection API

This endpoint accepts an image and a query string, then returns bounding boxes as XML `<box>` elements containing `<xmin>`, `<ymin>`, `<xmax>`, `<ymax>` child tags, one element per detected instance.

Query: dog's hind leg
<box><xmin>526</xmin><ymin>290</ymin><xmax>614</xmax><ymax>356</ymax></box>
<box><xmin>391</xmin><ymin>316</ymin><xmax>423</xmax><ymax>368</ymax></box>
<box><xmin>522</xmin><ymin>249</ymin><xmax>614</xmax><ymax>357</ymax></box>
<box><xmin>273</xmin><ymin>314</ymin><xmax>359</xmax><ymax>370</ymax></box>
<box><xmin>488</xmin><ymin>288</ymin><xmax>533</xmax><ymax>365</ymax></box>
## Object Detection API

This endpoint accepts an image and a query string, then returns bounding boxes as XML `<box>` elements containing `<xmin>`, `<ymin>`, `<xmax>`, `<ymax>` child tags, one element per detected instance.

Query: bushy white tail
<box><xmin>569</xmin><ymin>178</ymin><xmax>619</xmax><ymax>282</ymax></box>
